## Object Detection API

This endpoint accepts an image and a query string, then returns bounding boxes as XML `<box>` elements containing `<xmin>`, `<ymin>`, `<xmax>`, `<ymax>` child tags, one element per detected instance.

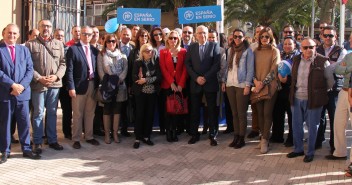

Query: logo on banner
<box><xmin>123</xmin><ymin>12</ymin><xmax>133</xmax><ymax>21</ymax></box>
<box><xmin>178</xmin><ymin>6</ymin><xmax>221</xmax><ymax>24</ymax></box>
<box><xmin>184</xmin><ymin>10</ymin><xmax>194</xmax><ymax>21</ymax></box>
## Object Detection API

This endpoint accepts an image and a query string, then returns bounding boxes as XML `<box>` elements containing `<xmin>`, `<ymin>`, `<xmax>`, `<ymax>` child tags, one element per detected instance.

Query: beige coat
<box><xmin>26</xmin><ymin>37</ymin><xmax>66</xmax><ymax>92</ymax></box>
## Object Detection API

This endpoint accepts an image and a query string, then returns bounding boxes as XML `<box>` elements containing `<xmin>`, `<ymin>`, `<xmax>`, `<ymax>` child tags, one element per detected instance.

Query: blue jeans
<box><xmin>31</xmin><ymin>88</ymin><xmax>60</xmax><ymax>144</ymax></box>
<box><xmin>291</xmin><ymin>98</ymin><xmax>322</xmax><ymax>156</ymax></box>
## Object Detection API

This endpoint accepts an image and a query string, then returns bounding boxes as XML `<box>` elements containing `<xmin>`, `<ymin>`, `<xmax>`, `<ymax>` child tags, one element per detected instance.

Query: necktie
<box><xmin>84</xmin><ymin>45</ymin><xmax>94</xmax><ymax>79</ymax></box>
<box><xmin>122</xmin><ymin>45</ymin><xmax>130</xmax><ymax>57</ymax></box>
<box><xmin>9</xmin><ymin>46</ymin><xmax>15</xmax><ymax>63</ymax></box>
<box><xmin>199</xmin><ymin>45</ymin><xmax>204</xmax><ymax>61</ymax></box>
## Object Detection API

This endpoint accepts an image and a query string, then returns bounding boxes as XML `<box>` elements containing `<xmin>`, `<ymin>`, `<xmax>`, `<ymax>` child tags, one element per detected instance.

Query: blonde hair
<box><xmin>165</xmin><ymin>30</ymin><xmax>181</xmax><ymax>50</ymax></box>
<box><xmin>138</xmin><ymin>43</ymin><xmax>154</xmax><ymax>61</ymax></box>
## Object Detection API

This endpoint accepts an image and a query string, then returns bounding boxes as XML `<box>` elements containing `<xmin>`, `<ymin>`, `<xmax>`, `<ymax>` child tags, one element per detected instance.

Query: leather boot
<box><xmin>166</xmin><ymin>130</ymin><xmax>173</xmax><ymax>142</ymax></box>
<box><xmin>103</xmin><ymin>115</ymin><xmax>111</xmax><ymax>144</ymax></box>
<box><xmin>113</xmin><ymin>114</ymin><xmax>120</xmax><ymax>143</ymax></box>
<box><xmin>234</xmin><ymin>136</ymin><xmax>245</xmax><ymax>149</ymax></box>
<box><xmin>229</xmin><ymin>135</ymin><xmax>239</xmax><ymax>147</ymax></box>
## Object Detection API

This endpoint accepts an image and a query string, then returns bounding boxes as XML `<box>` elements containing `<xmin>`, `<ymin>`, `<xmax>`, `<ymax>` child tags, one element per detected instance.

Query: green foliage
<box><xmin>224</xmin><ymin>0</ymin><xmax>313</xmax><ymax>33</ymax></box>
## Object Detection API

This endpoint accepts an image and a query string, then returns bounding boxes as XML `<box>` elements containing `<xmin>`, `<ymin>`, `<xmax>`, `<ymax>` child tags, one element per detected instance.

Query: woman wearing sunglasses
<box><xmin>132</xmin><ymin>43</ymin><xmax>162</xmax><ymax>149</ymax></box>
<box><xmin>223</xmin><ymin>29</ymin><xmax>254</xmax><ymax>149</ymax></box>
<box><xmin>252</xmin><ymin>27</ymin><xmax>280</xmax><ymax>154</ymax></box>
<box><xmin>97</xmin><ymin>34</ymin><xmax>128</xmax><ymax>144</ymax></box>
<box><xmin>150</xmin><ymin>27</ymin><xmax>166</xmax><ymax>55</ymax></box>
<box><xmin>271</xmin><ymin>36</ymin><xmax>300</xmax><ymax>147</ymax></box>
<box><xmin>159</xmin><ymin>30</ymin><xmax>188</xmax><ymax>142</ymax></box>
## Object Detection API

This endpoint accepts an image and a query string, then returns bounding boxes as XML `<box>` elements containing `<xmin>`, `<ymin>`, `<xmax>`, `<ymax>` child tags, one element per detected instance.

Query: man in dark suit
<box><xmin>0</xmin><ymin>24</ymin><xmax>41</xmax><ymax>164</ymax></box>
<box><xmin>66</xmin><ymin>26</ymin><xmax>100</xmax><ymax>149</ymax></box>
<box><xmin>181</xmin><ymin>26</ymin><xmax>194</xmax><ymax>51</ymax></box>
<box><xmin>185</xmin><ymin>25</ymin><xmax>221</xmax><ymax>146</ymax></box>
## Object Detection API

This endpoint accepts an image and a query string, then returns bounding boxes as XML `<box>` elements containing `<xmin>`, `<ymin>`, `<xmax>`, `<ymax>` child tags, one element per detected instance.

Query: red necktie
<box><xmin>9</xmin><ymin>46</ymin><xmax>15</xmax><ymax>63</ymax></box>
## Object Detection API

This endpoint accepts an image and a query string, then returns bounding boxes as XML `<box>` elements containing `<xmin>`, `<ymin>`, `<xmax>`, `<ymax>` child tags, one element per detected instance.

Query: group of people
<box><xmin>1</xmin><ymin>21</ymin><xmax>352</xmax><ymax>174</ymax></box>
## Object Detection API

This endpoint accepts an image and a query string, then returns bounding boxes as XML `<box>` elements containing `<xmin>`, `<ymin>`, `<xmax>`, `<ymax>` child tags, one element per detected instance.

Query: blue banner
<box><xmin>178</xmin><ymin>5</ymin><xmax>222</xmax><ymax>24</ymax></box>
<box><xmin>117</xmin><ymin>8</ymin><xmax>161</xmax><ymax>25</ymax></box>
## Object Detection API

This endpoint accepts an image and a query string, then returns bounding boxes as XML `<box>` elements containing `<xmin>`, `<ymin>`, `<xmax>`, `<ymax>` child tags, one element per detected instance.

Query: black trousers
<box><xmin>271</xmin><ymin>92</ymin><xmax>292</xmax><ymax>142</ymax></box>
<box><xmin>134</xmin><ymin>93</ymin><xmax>157</xmax><ymax>140</ymax></box>
<box><xmin>190</xmin><ymin>91</ymin><xmax>218</xmax><ymax>138</ymax></box>
<box><xmin>59</xmin><ymin>87</ymin><xmax>72</xmax><ymax>137</ymax></box>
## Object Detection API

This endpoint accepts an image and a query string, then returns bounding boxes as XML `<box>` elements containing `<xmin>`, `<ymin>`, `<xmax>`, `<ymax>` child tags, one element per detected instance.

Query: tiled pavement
<box><xmin>1</xmin><ymin>108</ymin><xmax>352</xmax><ymax>185</ymax></box>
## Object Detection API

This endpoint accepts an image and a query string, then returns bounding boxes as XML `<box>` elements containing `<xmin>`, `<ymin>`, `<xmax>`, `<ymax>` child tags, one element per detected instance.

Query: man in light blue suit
<box><xmin>0</xmin><ymin>24</ymin><xmax>41</xmax><ymax>164</ymax></box>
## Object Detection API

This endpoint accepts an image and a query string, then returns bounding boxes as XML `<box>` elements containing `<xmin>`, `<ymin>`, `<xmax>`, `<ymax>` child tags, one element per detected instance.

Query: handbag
<box><xmin>250</xmin><ymin>79</ymin><xmax>278</xmax><ymax>104</ymax></box>
<box><xmin>93</xmin><ymin>85</ymin><xmax>111</xmax><ymax>103</ymax></box>
<box><xmin>166</xmin><ymin>92</ymin><xmax>188</xmax><ymax>115</ymax></box>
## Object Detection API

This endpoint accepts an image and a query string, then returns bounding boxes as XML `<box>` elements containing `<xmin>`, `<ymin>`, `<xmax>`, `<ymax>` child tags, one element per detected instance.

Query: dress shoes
<box><xmin>0</xmin><ymin>152</ymin><xmax>9</xmax><ymax>164</ymax></box>
<box><xmin>23</xmin><ymin>152</ymin><xmax>41</xmax><ymax>160</ymax></box>
<box><xmin>142</xmin><ymin>139</ymin><xmax>154</xmax><ymax>146</ymax></box>
<box><xmin>229</xmin><ymin>135</ymin><xmax>239</xmax><ymax>147</ymax></box>
<box><xmin>72</xmin><ymin>141</ymin><xmax>81</xmax><ymax>149</ymax></box>
<box><xmin>86</xmin><ymin>139</ymin><xmax>100</xmax><ymax>146</ymax></box>
<box><xmin>133</xmin><ymin>141</ymin><xmax>140</xmax><ymax>149</ymax></box>
<box><xmin>210</xmin><ymin>138</ymin><xmax>218</xmax><ymax>146</ymax></box>
<box><xmin>325</xmin><ymin>154</ymin><xmax>347</xmax><ymax>160</ymax></box>
<box><xmin>303</xmin><ymin>155</ymin><xmax>314</xmax><ymax>163</ymax></box>
<box><xmin>33</xmin><ymin>144</ymin><xmax>42</xmax><ymax>154</ymax></box>
<box><xmin>287</xmin><ymin>152</ymin><xmax>305</xmax><ymax>158</ymax></box>
<box><xmin>247</xmin><ymin>131</ymin><xmax>259</xmax><ymax>139</ymax></box>
<box><xmin>188</xmin><ymin>135</ymin><xmax>200</xmax><ymax>144</ymax></box>
<box><xmin>11</xmin><ymin>135</ymin><xmax>19</xmax><ymax>144</ymax></box>
<box><xmin>49</xmin><ymin>143</ymin><xmax>64</xmax><ymax>150</ymax></box>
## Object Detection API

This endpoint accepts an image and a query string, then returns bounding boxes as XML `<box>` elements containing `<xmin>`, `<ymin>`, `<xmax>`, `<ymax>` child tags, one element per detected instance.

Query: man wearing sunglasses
<box><xmin>181</xmin><ymin>26</ymin><xmax>194</xmax><ymax>51</ymax></box>
<box><xmin>287</xmin><ymin>38</ymin><xmax>333</xmax><ymax>163</ymax></box>
<box><xmin>278</xmin><ymin>25</ymin><xmax>300</xmax><ymax>52</ymax></box>
<box><xmin>315</xmin><ymin>25</ymin><xmax>347</xmax><ymax>154</ymax></box>
<box><xmin>66</xmin><ymin>26</ymin><xmax>100</xmax><ymax>149</ymax></box>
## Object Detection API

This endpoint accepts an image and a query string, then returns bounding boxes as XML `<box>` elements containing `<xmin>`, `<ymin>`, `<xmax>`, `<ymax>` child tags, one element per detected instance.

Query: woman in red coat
<box><xmin>159</xmin><ymin>30</ymin><xmax>188</xmax><ymax>142</ymax></box>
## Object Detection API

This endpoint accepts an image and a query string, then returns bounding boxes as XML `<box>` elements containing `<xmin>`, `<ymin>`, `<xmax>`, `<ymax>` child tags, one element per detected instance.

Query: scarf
<box><xmin>229</xmin><ymin>42</ymin><xmax>246</xmax><ymax>70</ymax></box>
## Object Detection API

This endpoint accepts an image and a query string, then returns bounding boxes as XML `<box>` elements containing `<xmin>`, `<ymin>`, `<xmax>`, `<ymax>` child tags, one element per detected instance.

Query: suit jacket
<box><xmin>0</xmin><ymin>43</ymin><xmax>34</xmax><ymax>101</ymax></box>
<box><xmin>159</xmin><ymin>48</ymin><xmax>188</xmax><ymax>89</ymax></box>
<box><xmin>185</xmin><ymin>41</ymin><xmax>221</xmax><ymax>93</ymax></box>
<box><xmin>66</xmin><ymin>42</ymin><xmax>99</xmax><ymax>95</ymax></box>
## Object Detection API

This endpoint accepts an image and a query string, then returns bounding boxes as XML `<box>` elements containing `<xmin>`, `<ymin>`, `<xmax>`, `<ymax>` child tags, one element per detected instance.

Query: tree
<box><xmin>317</xmin><ymin>0</ymin><xmax>337</xmax><ymax>24</ymax></box>
<box><xmin>224</xmin><ymin>0</ymin><xmax>312</xmax><ymax>32</ymax></box>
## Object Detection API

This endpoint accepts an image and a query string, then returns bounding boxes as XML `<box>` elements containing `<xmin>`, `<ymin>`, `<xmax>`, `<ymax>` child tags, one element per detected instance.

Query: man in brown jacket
<box><xmin>26</xmin><ymin>19</ymin><xmax>66</xmax><ymax>154</ymax></box>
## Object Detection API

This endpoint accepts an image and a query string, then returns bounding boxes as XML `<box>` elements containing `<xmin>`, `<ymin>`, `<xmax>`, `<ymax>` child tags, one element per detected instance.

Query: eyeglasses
<box><xmin>81</xmin><ymin>33</ymin><xmax>92</xmax><ymax>37</ymax></box>
<box><xmin>183</xmin><ymin>31</ymin><xmax>193</xmax><ymax>34</ymax></box>
<box><xmin>319</xmin><ymin>27</ymin><xmax>325</xmax><ymax>29</ymax></box>
<box><xmin>260</xmin><ymin>35</ymin><xmax>270</xmax><ymax>39</ymax></box>
<box><xmin>106</xmin><ymin>40</ymin><xmax>116</xmax><ymax>44</ymax></box>
<box><xmin>41</xmin><ymin>25</ymin><xmax>52</xmax><ymax>28</ymax></box>
<box><xmin>143</xmin><ymin>49</ymin><xmax>153</xmax><ymax>53</ymax></box>
<box><xmin>169</xmin><ymin>37</ymin><xmax>178</xmax><ymax>40</ymax></box>
<box><xmin>284</xmin><ymin>31</ymin><xmax>293</xmax><ymax>34</ymax></box>
<box><xmin>197</xmin><ymin>32</ymin><xmax>207</xmax><ymax>35</ymax></box>
<box><xmin>140</xmin><ymin>34</ymin><xmax>148</xmax><ymax>38</ymax></box>
<box><xmin>323</xmin><ymin>34</ymin><xmax>334</xmax><ymax>38</ymax></box>
<box><xmin>233</xmin><ymin>35</ymin><xmax>243</xmax><ymax>39</ymax></box>
<box><xmin>55</xmin><ymin>35</ymin><xmax>64</xmax><ymax>38</ymax></box>
<box><xmin>153</xmin><ymin>33</ymin><xmax>162</xmax><ymax>37</ymax></box>
<box><xmin>302</xmin><ymin>46</ymin><xmax>315</xmax><ymax>50</ymax></box>
<box><xmin>297</xmin><ymin>38</ymin><xmax>304</xmax><ymax>41</ymax></box>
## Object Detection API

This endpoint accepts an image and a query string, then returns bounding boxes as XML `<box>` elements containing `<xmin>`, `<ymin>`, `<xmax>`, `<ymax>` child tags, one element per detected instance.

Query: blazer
<box><xmin>0</xmin><ymin>43</ymin><xmax>34</xmax><ymax>101</ymax></box>
<box><xmin>132</xmin><ymin>58</ymin><xmax>162</xmax><ymax>96</ymax></box>
<box><xmin>159</xmin><ymin>48</ymin><xmax>188</xmax><ymax>89</ymax></box>
<box><xmin>66</xmin><ymin>42</ymin><xmax>99</xmax><ymax>95</ymax></box>
<box><xmin>185</xmin><ymin>41</ymin><xmax>221</xmax><ymax>93</ymax></box>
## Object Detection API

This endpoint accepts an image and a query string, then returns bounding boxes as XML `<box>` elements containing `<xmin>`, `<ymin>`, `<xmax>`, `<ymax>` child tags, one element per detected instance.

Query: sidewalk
<box><xmin>1</xmin><ymin>108</ymin><xmax>352</xmax><ymax>185</ymax></box>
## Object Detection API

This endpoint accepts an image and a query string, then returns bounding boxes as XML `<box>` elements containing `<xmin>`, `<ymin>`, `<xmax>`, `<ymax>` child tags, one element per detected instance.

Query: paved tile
<box><xmin>1</xmin><ymin>108</ymin><xmax>352</xmax><ymax>184</ymax></box>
